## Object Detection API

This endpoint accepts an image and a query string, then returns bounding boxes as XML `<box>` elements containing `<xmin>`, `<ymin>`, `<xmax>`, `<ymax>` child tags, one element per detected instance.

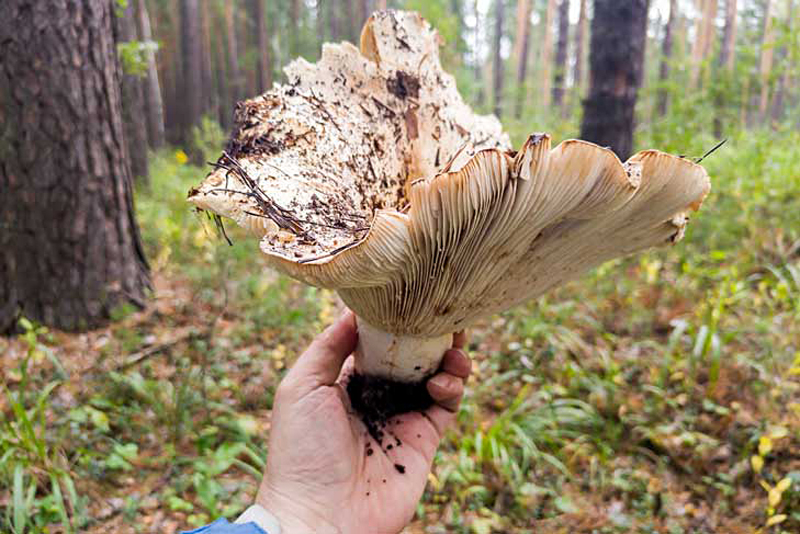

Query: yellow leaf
<box><xmin>175</xmin><ymin>149</ymin><xmax>188</xmax><ymax>164</ymax></box>
<box><xmin>769</xmin><ymin>426</ymin><xmax>789</xmax><ymax>440</ymax></box>
<box><xmin>751</xmin><ymin>455</ymin><xmax>764</xmax><ymax>474</ymax></box>
<box><xmin>768</xmin><ymin>488</ymin><xmax>782</xmax><ymax>508</ymax></box>
<box><xmin>775</xmin><ymin>477</ymin><xmax>792</xmax><ymax>493</ymax></box>
<box><xmin>759</xmin><ymin>436</ymin><xmax>773</xmax><ymax>456</ymax></box>
<box><xmin>760</xmin><ymin>480</ymin><xmax>772</xmax><ymax>492</ymax></box>
<box><xmin>766</xmin><ymin>514</ymin><xmax>787</xmax><ymax>527</ymax></box>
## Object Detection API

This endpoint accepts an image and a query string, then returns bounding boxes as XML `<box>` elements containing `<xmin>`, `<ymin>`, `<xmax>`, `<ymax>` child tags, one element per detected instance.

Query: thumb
<box><xmin>285</xmin><ymin>310</ymin><xmax>358</xmax><ymax>393</ymax></box>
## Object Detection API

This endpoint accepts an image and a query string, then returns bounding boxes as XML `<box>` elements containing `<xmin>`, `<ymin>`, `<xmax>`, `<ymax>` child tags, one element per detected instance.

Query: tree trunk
<box><xmin>719</xmin><ymin>0</ymin><xmax>737</xmax><ymax>71</ymax></box>
<box><xmin>771</xmin><ymin>0</ymin><xmax>794</xmax><ymax>123</ymax></box>
<box><xmin>572</xmin><ymin>0</ymin><xmax>588</xmax><ymax>98</ymax></box>
<box><xmin>328</xmin><ymin>0</ymin><xmax>340</xmax><ymax>41</ymax></box>
<box><xmin>512</xmin><ymin>0</ymin><xmax>532</xmax><ymax>117</ymax></box>
<box><xmin>344</xmin><ymin>0</ymin><xmax>356</xmax><ymax>41</ymax></box>
<box><xmin>474</xmin><ymin>0</ymin><xmax>485</xmax><ymax>107</ymax></box>
<box><xmin>539</xmin><ymin>0</ymin><xmax>557</xmax><ymax>108</ymax></box>
<box><xmin>492</xmin><ymin>0</ymin><xmax>506</xmax><ymax>117</ymax></box>
<box><xmin>134</xmin><ymin>0</ymin><xmax>165</xmax><ymax>149</ymax></box>
<box><xmin>580</xmin><ymin>0</ymin><xmax>650</xmax><ymax>160</ymax></box>
<box><xmin>116</xmin><ymin>0</ymin><xmax>149</xmax><ymax>182</ymax></box>
<box><xmin>180</xmin><ymin>0</ymin><xmax>203</xmax><ymax>142</ymax></box>
<box><xmin>657</xmin><ymin>0</ymin><xmax>676</xmax><ymax>116</ymax></box>
<box><xmin>253</xmin><ymin>0</ymin><xmax>273</xmax><ymax>94</ymax></box>
<box><xmin>714</xmin><ymin>0</ymin><xmax>736</xmax><ymax>137</ymax></box>
<box><xmin>758</xmin><ymin>0</ymin><xmax>775</xmax><ymax>123</ymax></box>
<box><xmin>361</xmin><ymin>0</ymin><xmax>372</xmax><ymax>27</ymax></box>
<box><xmin>0</xmin><ymin>0</ymin><xmax>150</xmax><ymax>332</ymax></box>
<box><xmin>200</xmin><ymin>5</ymin><xmax>217</xmax><ymax>123</ymax></box>
<box><xmin>225</xmin><ymin>1</ymin><xmax>243</xmax><ymax>116</ymax></box>
<box><xmin>552</xmin><ymin>0</ymin><xmax>570</xmax><ymax>109</ymax></box>
<box><xmin>291</xmin><ymin>0</ymin><xmax>301</xmax><ymax>55</ymax></box>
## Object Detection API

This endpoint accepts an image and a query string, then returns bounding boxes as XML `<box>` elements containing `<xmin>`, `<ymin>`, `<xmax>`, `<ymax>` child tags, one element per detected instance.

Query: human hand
<box><xmin>255</xmin><ymin>310</ymin><xmax>471</xmax><ymax>534</ymax></box>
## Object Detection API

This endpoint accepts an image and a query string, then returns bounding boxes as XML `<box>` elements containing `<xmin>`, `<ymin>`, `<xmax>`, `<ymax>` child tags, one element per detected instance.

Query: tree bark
<box><xmin>539</xmin><ymin>0</ymin><xmax>557</xmax><ymax>108</ymax></box>
<box><xmin>572</xmin><ymin>0</ymin><xmax>588</xmax><ymax>97</ymax></box>
<box><xmin>580</xmin><ymin>0</ymin><xmax>650</xmax><ymax>160</ymax></box>
<box><xmin>771</xmin><ymin>0</ymin><xmax>794</xmax><ymax>123</ymax></box>
<box><xmin>200</xmin><ymin>5</ymin><xmax>217</xmax><ymax>124</ymax></box>
<box><xmin>492</xmin><ymin>0</ymin><xmax>506</xmax><ymax>117</ymax></box>
<box><xmin>328</xmin><ymin>0</ymin><xmax>340</xmax><ymax>41</ymax></box>
<box><xmin>474</xmin><ymin>0</ymin><xmax>485</xmax><ymax>107</ymax></box>
<box><xmin>252</xmin><ymin>0</ymin><xmax>273</xmax><ymax>94</ymax></box>
<box><xmin>291</xmin><ymin>0</ymin><xmax>301</xmax><ymax>55</ymax></box>
<box><xmin>758</xmin><ymin>0</ymin><xmax>775</xmax><ymax>123</ymax></box>
<box><xmin>657</xmin><ymin>0</ymin><xmax>677</xmax><ymax>116</ymax></box>
<box><xmin>225</xmin><ymin>1</ymin><xmax>243</xmax><ymax>116</ymax></box>
<box><xmin>512</xmin><ymin>0</ymin><xmax>532</xmax><ymax>117</ymax></box>
<box><xmin>714</xmin><ymin>0</ymin><xmax>736</xmax><ymax>137</ymax></box>
<box><xmin>0</xmin><ymin>0</ymin><xmax>150</xmax><ymax>332</ymax></box>
<box><xmin>116</xmin><ymin>0</ymin><xmax>150</xmax><ymax>182</ymax></box>
<box><xmin>134</xmin><ymin>0</ymin><xmax>165</xmax><ymax>149</ymax></box>
<box><xmin>552</xmin><ymin>0</ymin><xmax>570</xmax><ymax>109</ymax></box>
<box><xmin>180</xmin><ymin>0</ymin><xmax>203</xmax><ymax>141</ymax></box>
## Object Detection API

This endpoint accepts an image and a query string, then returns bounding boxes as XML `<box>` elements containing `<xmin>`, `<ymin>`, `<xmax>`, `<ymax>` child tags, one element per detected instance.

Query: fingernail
<box><xmin>430</xmin><ymin>374</ymin><xmax>453</xmax><ymax>390</ymax></box>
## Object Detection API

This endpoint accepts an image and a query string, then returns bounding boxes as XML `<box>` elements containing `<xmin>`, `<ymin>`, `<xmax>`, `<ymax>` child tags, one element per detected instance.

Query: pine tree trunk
<box><xmin>200</xmin><ymin>5</ymin><xmax>217</xmax><ymax>124</ymax></box>
<box><xmin>180</xmin><ymin>0</ymin><xmax>203</xmax><ymax>142</ymax></box>
<box><xmin>572</xmin><ymin>0</ymin><xmax>588</xmax><ymax>98</ymax></box>
<box><xmin>657</xmin><ymin>0</ymin><xmax>677</xmax><ymax>116</ymax></box>
<box><xmin>344</xmin><ymin>0</ymin><xmax>356</xmax><ymax>41</ymax></box>
<box><xmin>771</xmin><ymin>0</ymin><xmax>794</xmax><ymax>123</ymax></box>
<box><xmin>361</xmin><ymin>0</ymin><xmax>372</xmax><ymax>27</ymax></box>
<box><xmin>552</xmin><ymin>0</ymin><xmax>570</xmax><ymax>109</ymax></box>
<box><xmin>758</xmin><ymin>0</ymin><xmax>775</xmax><ymax>123</ymax></box>
<box><xmin>116</xmin><ymin>0</ymin><xmax>150</xmax><ymax>182</ymax></box>
<box><xmin>328</xmin><ymin>0</ymin><xmax>340</xmax><ymax>41</ymax></box>
<box><xmin>580</xmin><ymin>0</ymin><xmax>650</xmax><ymax>160</ymax></box>
<box><xmin>135</xmin><ymin>0</ymin><xmax>165</xmax><ymax>149</ymax></box>
<box><xmin>512</xmin><ymin>0</ymin><xmax>532</xmax><ymax>117</ymax></box>
<box><xmin>214</xmin><ymin>14</ymin><xmax>230</xmax><ymax>129</ymax></box>
<box><xmin>492</xmin><ymin>0</ymin><xmax>506</xmax><ymax>117</ymax></box>
<box><xmin>225</xmin><ymin>1</ymin><xmax>243</xmax><ymax>116</ymax></box>
<box><xmin>714</xmin><ymin>0</ymin><xmax>736</xmax><ymax>137</ymax></box>
<box><xmin>253</xmin><ymin>0</ymin><xmax>273</xmax><ymax>94</ymax></box>
<box><xmin>540</xmin><ymin>0</ymin><xmax>557</xmax><ymax>107</ymax></box>
<box><xmin>474</xmin><ymin>0</ymin><xmax>485</xmax><ymax>106</ymax></box>
<box><xmin>0</xmin><ymin>0</ymin><xmax>150</xmax><ymax>332</ymax></box>
<box><xmin>291</xmin><ymin>0</ymin><xmax>301</xmax><ymax>55</ymax></box>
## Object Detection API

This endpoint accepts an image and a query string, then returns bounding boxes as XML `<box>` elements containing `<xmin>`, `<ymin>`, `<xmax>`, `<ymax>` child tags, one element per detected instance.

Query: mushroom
<box><xmin>188</xmin><ymin>11</ymin><xmax>710</xmax><ymax>389</ymax></box>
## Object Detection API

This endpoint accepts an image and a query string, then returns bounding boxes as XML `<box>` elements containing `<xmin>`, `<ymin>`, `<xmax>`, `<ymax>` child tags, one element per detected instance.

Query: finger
<box><xmin>427</xmin><ymin>372</ymin><xmax>465</xmax><ymax>412</ymax></box>
<box><xmin>452</xmin><ymin>330</ymin><xmax>467</xmax><ymax>349</ymax></box>
<box><xmin>286</xmin><ymin>310</ymin><xmax>358</xmax><ymax>391</ymax></box>
<box><xmin>440</xmin><ymin>348</ymin><xmax>471</xmax><ymax>379</ymax></box>
<box><xmin>421</xmin><ymin>404</ymin><xmax>458</xmax><ymax>440</ymax></box>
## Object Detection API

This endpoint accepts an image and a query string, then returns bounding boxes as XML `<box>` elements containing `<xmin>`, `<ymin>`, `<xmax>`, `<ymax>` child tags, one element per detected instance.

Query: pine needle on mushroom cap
<box><xmin>188</xmin><ymin>10</ymin><xmax>710</xmax><ymax>377</ymax></box>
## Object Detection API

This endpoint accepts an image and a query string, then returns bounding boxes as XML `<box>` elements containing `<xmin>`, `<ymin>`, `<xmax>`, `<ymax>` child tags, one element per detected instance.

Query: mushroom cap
<box><xmin>188</xmin><ymin>10</ymin><xmax>710</xmax><ymax>339</ymax></box>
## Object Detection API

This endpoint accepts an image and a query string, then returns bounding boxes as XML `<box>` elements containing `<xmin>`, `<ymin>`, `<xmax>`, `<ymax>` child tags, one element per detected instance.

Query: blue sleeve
<box><xmin>181</xmin><ymin>518</ymin><xmax>267</xmax><ymax>534</ymax></box>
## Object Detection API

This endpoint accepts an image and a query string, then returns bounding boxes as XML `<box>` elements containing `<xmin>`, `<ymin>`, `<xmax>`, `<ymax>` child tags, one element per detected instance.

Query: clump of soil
<box><xmin>346</xmin><ymin>373</ymin><xmax>433</xmax><ymax>446</ymax></box>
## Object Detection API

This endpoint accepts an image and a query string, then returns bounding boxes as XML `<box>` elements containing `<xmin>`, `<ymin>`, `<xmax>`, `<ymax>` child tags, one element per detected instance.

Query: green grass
<box><xmin>2</xmin><ymin>124</ymin><xmax>800</xmax><ymax>532</ymax></box>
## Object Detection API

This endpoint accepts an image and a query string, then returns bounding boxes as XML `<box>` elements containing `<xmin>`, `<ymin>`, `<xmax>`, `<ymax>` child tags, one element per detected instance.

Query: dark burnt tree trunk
<box><xmin>0</xmin><ymin>0</ymin><xmax>150</xmax><ymax>332</ymax></box>
<box><xmin>180</xmin><ymin>0</ymin><xmax>203</xmax><ymax>142</ymax></box>
<box><xmin>492</xmin><ymin>0</ymin><xmax>505</xmax><ymax>117</ymax></box>
<box><xmin>552</xmin><ymin>0</ymin><xmax>570</xmax><ymax>110</ymax></box>
<box><xmin>657</xmin><ymin>0</ymin><xmax>677</xmax><ymax>117</ymax></box>
<box><xmin>116</xmin><ymin>0</ymin><xmax>149</xmax><ymax>182</ymax></box>
<box><xmin>134</xmin><ymin>0</ymin><xmax>165</xmax><ymax>149</ymax></box>
<box><xmin>580</xmin><ymin>0</ymin><xmax>650</xmax><ymax>160</ymax></box>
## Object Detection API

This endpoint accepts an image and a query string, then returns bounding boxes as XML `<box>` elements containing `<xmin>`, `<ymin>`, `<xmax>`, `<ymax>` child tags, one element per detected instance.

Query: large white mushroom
<box><xmin>189</xmin><ymin>11</ymin><xmax>710</xmax><ymax>389</ymax></box>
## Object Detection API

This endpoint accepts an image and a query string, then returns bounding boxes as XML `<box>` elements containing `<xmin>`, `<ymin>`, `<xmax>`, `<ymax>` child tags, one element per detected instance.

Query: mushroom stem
<box><xmin>354</xmin><ymin>317</ymin><xmax>452</xmax><ymax>383</ymax></box>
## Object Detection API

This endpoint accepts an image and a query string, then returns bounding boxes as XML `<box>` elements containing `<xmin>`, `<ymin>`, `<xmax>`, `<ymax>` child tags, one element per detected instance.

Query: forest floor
<box><xmin>2</xmin><ymin>127</ymin><xmax>800</xmax><ymax>533</ymax></box>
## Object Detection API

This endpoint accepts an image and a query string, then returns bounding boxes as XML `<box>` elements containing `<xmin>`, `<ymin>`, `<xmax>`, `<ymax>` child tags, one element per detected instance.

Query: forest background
<box><xmin>1</xmin><ymin>0</ymin><xmax>800</xmax><ymax>532</ymax></box>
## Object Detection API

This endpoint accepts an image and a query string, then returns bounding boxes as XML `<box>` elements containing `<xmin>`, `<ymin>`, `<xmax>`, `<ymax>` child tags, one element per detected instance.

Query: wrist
<box><xmin>255</xmin><ymin>485</ymin><xmax>340</xmax><ymax>534</ymax></box>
